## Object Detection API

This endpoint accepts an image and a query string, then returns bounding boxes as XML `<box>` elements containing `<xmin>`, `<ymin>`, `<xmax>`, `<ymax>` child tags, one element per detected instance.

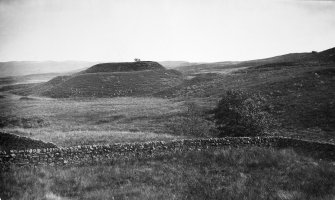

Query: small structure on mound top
<box><xmin>134</xmin><ymin>58</ymin><xmax>141</xmax><ymax>62</ymax></box>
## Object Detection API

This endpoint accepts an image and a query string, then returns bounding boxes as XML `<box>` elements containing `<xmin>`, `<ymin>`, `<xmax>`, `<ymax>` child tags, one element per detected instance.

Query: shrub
<box><xmin>212</xmin><ymin>90</ymin><xmax>272</xmax><ymax>137</ymax></box>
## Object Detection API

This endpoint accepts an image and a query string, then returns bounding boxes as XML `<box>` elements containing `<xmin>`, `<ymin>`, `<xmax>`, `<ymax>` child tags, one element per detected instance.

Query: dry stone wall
<box><xmin>1</xmin><ymin>137</ymin><xmax>334</xmax><ymax>169</ymax></box>
<box><xmin>0</xmin><ymin>132</ymin><xmax>57</xmax><ymax>152</ymax></box>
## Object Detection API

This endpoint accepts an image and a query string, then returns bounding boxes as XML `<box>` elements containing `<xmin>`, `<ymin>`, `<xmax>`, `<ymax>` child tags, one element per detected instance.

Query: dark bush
<box><xmin>212</xmin><ymin>90</ymin><xmax>272</xmax><ymax>137</ymax></box>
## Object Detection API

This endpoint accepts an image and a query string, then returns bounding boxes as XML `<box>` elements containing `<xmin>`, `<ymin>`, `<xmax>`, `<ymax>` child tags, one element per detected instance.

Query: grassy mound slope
<box><xmin>9</xmin><ymin>75</ymin><xmax>71</xmax><ymax>96</ymax></box>
<box><xmin>43</xmin><ymin>69</ymin><xmax>182</xmax><ymax>98</ymax></box>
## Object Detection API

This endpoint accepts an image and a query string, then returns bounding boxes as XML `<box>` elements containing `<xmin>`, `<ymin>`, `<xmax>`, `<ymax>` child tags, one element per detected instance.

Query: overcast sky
<box><xmin>0</xmin><ymin>0</ymin><xmax>334</xmax><ymax>62</ymax></box>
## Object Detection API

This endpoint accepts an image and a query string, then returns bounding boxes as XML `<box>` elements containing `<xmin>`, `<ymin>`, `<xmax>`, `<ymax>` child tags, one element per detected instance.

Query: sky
<box><xmin>0</xmin><ymin>0</ymin><xmax>334</xmax><ymax>62</ymax></box>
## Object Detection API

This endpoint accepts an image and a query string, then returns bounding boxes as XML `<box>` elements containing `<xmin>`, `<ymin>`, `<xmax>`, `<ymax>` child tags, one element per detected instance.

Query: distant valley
<box><xmin>0</xmin><ymin>61</ymin><xmax>98</xmax><ymax>77</ymax></box>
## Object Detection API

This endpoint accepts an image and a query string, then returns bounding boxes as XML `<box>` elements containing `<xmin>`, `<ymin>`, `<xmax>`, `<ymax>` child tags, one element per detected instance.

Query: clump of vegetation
<box><xmin>212</xmin><ymin>89</ymin><xmax>273</xmax><ymax>137</ymax></box>
<box><xmin>166</xmin><ymin>102</ymin><xmax>215</xmax><ymax>137</ymax></box>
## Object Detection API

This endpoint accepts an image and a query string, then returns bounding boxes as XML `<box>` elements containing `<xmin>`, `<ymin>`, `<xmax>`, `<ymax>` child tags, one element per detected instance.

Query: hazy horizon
<box><xmin>0</xmin><ymin>0</ymin><xmax>334</xmax><ymax>63</ymax></box>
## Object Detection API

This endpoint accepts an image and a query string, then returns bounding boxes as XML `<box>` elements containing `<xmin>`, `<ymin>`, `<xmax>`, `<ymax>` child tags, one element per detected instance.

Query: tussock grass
<box><xmin>1</xmin><ymin>146</ymin><xmax>335</xmax><ymax>200</ymax></box>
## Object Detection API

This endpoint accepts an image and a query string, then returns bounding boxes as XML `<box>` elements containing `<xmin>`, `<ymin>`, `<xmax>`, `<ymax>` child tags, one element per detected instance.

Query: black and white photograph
<box><xmin>0</xmin><ymin>0</ymin><xmax>334</xmax><ymax>199</ymax></box>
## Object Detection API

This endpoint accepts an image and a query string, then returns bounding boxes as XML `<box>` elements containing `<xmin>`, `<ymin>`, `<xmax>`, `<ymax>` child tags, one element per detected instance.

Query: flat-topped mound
<box><xmin>12</xmin><ymin>63</ymin><xmax>183</xmax><ymax>98</ymax></box>
<box><xmin>42</xmin><ymin>69</ymin><xmax>183</xmax><ymax>98</ymax></box>
<box><xmin>84</xmin><ymin>61</ymin><xmax>165</xmax><ymax>73</ymax></box>
<box><xmin>11</xmin><ymin>61</ymin><xmax>184</xmax><ymax>98</ymax></box>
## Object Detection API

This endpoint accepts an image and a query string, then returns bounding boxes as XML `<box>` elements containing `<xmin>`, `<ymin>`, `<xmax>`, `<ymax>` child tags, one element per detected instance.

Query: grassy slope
<box><xmin>1</xmin><ymin>146</ymin><xmax>335</xmax><ymax>200</ymax></box>
<box><xmin>250</xmin><ymin>67</ymin><xmax>335</xmax><ymax>128</ymax></box>
<box><xmin>11</xmin><ymin>69</ymin><xmax>183</xmax><ymax>98</ymax></box>
<box><xmin>156</xmin><ymin>62</ymin><xmax>335</xmax><ymax>141</ymax></box>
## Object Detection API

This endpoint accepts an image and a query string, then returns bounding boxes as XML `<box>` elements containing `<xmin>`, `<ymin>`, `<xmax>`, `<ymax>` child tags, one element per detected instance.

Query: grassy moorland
<box><xmin>1</xmin><ymin>63</ymin><xmax>334</xmax><ymax>146</ymax></box>
<box><xmin>1</xmin><ymin>146</ymin><xmax>335</xmax><ymax>200</ymax></box>
<box><xmin>1</xmin><ymin>50</ymin><xmax>334</xmax><ymax>144</ymax></box>
<box><xmin>1</xmin><ymin>49</ymin><xmax>334</xmax><ymax>199</ymax></box>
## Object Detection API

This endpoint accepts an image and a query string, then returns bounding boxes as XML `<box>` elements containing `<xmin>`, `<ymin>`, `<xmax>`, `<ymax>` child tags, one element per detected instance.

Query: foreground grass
<box><xmin>1</xmin><ymin>146</ymin><xmax>335</xmax><ymax>200</ymax></box>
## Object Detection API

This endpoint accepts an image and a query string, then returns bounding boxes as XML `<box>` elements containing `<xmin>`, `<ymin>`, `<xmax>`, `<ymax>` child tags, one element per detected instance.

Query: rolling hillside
<box><xmin>158</xmin><ymin>61</ymin><xmax>202</xmax><ymax>69</ymax></box>
<box><xmin>155</xmin><ymin>47</ymin><xmax>335</xmax><ymax>137</ymax></box>
<box><xmin>177</xmin><ymin>47</ymin><xmax>335</xmax><ymax>76</ymax></box>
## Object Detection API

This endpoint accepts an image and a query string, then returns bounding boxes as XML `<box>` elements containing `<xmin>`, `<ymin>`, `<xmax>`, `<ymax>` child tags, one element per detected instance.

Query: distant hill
<box><xmin>0</xmin><ymin>72</ymin><xmax>67</xmax><ymax>87</ymax></box>
<box><xmin>0</xmin><ymin>61</ymin><xmax>97</xmax><ymax>77</ymax></box>
<box><xmin>13</xmin><ymin>61</ymin><xmax>184</xmax><ymax>98</ymax></box>
<box><xmin>158</xmin><ymin>61</ymin><xmax>202</xmax><ymax>69</ymax></box>
<box><xmin>176</xmin><ymin>47</ymin><xmax>335</xmax><ymax>75</ymax></box>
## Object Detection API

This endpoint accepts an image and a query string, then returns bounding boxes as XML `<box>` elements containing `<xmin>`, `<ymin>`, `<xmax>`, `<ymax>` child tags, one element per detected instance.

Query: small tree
<box><xmin>212</xmin><ymin>89</ymin><xmax>272</xmax><ymax>137</ymax></box>
<box><xmin>134</xmin><ymin>58</ymin><xmax>141</xmax><ymax>62</ymax></box>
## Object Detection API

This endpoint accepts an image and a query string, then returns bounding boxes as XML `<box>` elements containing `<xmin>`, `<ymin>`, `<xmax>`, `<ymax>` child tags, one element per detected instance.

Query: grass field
<box><xmin>0</xmin><ymin>96</ymin><xmax>190</xmax><ymax>147</ymax></box>
<box><xmin>1</xmin><ymin>146</ymin><xmax>335</xmax><ymax>200</ymax></box>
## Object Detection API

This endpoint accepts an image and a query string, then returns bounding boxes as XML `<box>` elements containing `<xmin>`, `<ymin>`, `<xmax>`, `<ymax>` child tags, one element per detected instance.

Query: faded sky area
<box><xmin>0</xmin><ymin>0</ymin><xmax>334</xmax><ymax>62</ymax></box>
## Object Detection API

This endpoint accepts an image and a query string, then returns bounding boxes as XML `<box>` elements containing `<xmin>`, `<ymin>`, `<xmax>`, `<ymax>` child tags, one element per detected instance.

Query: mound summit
<box><xmin>84</xmin><ymin>61</ymin><xmax>165</xmax><ymax>73</ymax></box>
<box><xmin>18</xmin><ymin>61</ymin><xmax>183</xmax><ymax>98</ymax></box>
